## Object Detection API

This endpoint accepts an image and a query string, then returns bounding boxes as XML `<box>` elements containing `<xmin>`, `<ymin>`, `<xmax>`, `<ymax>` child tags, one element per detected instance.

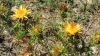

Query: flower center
<box><xmin>53</xmin><ymin>47</ymin><xmax>60</xmax><ymax>54</ymax></box>
<box><xmin>15</xmin><ymin>9</ymin><xmax>27</xmax><ymax>18</ymax></box>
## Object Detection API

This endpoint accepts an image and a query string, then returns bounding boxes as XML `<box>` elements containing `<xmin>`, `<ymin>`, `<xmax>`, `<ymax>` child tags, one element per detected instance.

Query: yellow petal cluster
<box><xmin>33</xmin><ymin>28</ymin><xmax>40</xmax><ymax>34</ymax></box>
<box><xmin>12</xmin><ymin>5</ymin><xmax>29</xmax><ymax>20</ymax></box>
<box><xmin>64</xmin><ymin>23</ymin><xmax>81</xmax><ymax>35</ymax></box>
<box><xmin>51</xmin><ymin>47</ymin><xmax>60</xmax><ymax>54</ymax></box>
<box><xmin>30</xmin><ymin>25</ymin><xmax>41</xmax><ymax>35</ymax></box>
<box><xmin>95</xmin><ymin>34</ymin><xmax>100</xmax><ymax>41</ymax></box>
<box><xmin>50</xmin><ymin>44</ymin><xmax>64</xmax><ymax>55</ymax></box>
<box><xmin>0</xmin><ymin>5</ymin><xmax>3</xmax><ymax>11</ymax></box>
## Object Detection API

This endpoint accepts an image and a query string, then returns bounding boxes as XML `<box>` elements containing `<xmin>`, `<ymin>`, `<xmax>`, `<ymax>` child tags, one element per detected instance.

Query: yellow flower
<box><xmin>95</xmin><ymin>32</ymin><xmax>100</xmax><ymax>41</ymax></box>
<box><xmin>30</xmin><ymin>25</ymin><xmax>41</xmax><ymax>35</ymax></box>
<box><xmin>33</xmin><ymin>28</ymin><xmax>40</xmax><ymax>34</ymax></box>
<box><xmin>95</xmin><ymin>35</ymin><xmax>100</xmax><ymax>41</ymax></box>
<box><xmin>12</xmin><ymin>5</ymin><xmax>29</xmax><ymax>20</ymax></box>
<box><xmin>64</xmin><ymin>23</ymin><xmax>81</xmax><ymax>35</ymax></box>
<box><xmin>50</xmin><ymin>44</ymin><xmax>64</xmax><ymax>55</ymax></box>
<box><xmin>51</xmin><ymin>47</ymin><xmax>60</xmax><ymax>54</ymax></box>
<box><xmin>0</xmin><ymin>5</ymin><xmax>3</xmax><ymax>11</ymax></box>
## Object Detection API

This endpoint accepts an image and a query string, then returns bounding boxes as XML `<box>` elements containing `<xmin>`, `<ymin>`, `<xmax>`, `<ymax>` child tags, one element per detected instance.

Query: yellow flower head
<box><xmin>50</xmin><ymin>44</ymin><xmax>64</xmax><ymax>55</ymax></box>
<box><xmin>95</xmin><ymin>34</ymin><xmax>100</xmax><ymax>41</ymax></box>
<box><xmin>30</xmin><ymin>25</ymin><xmax>41</xmax><ymax>35</ymax></box>
<box><xmin>0</xmin><ymin>5</ymin><xmax>3</xmax><ymax>11</ymax></box>
<box><xmin>12</xmin><ymin>5</ymin><xmax>29</xmax><ymax>20</ymax></box>
<box><xmin>64</xmin><ymin>23</ymin><xmax>81</xmax><ymax>35</ymax></box>
<box><xmin>33</xmin><ymin>28</ymin><xmax>40</xmax><ymax>34</ymax></box>
<box><xmin>95</xmin><ymin>32</ymin><xmax>100</xmax><ymax>41</ymax></box>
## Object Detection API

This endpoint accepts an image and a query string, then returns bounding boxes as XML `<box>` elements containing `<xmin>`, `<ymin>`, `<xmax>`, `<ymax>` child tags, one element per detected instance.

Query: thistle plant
<box><xmin>11</xmin><ymin>5</ymin><xmax>30</xmax><ymax>20</ymax></box>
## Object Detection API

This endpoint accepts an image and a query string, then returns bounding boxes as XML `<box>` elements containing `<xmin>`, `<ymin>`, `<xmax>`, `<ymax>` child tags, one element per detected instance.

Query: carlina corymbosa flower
<box><xmin>33</xmin><ymin>27</ymin><xmax>41</xmax><ymax>34</ymax></box>
<box><xmin>30</xmin><ymin>25</ymin><xmax>41</xmax><ymax>35</ymax></box>
<box><xmin>0</xmin><ymin>5</ymin><xmax>3</xmax><ymax>11</ymax></box>
<box><xmin>64</xmin><ymin>22</ymin><xmax>81</xmax><ymax>35</ymax></box>
<box><xmin>50</xmin><ymin>44</ymin><xmax>64</xmax><ymax>55</ymax></box>
<box><xmin>11</xmin><ymin>5</ymin><xmax>29</xmax><ymax>20</ymax></box>
<box><xmin>95</xmin><ymin>33</ymin><xmax>100</xmax><ymax>41</ymax></box>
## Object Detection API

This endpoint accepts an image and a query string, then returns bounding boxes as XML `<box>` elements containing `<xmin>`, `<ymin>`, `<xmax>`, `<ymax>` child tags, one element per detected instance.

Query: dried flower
<box><xmin>64</xmin><ymin>23</ymin><xmax>81</xmax><ymax>35</ymax></box>
<box><xmin>19</xmin><ymin>46</ymin><xmax>32</xmax><ymax>56</ymax></box>
<box><xmin>11</xmin><ymin>5</ymin><xmax>29</xmax><ymax>20</ymax></box>
<box><xmin>58</xmin><ymin>2</ymin><xmax>69</xmax><ymax>11</ymax></box>
<box><xmin>14</xmin><ymin>38</ymin><xmax>31</xmax><ymax>47</ymax></box>
<box><xmin>19</xmin><ymin>50</ymin><xmax>32</xmax><ymax>56</ymax></box>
